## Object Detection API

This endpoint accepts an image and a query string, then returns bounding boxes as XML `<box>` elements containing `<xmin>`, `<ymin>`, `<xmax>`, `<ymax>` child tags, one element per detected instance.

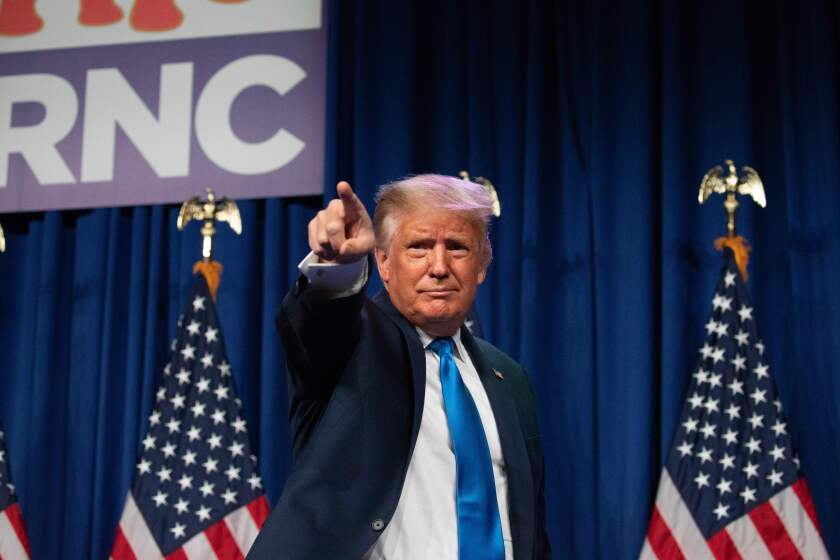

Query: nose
<box><xmin>428</xmin><ymin>243</ymin><xmax>449</xmax><ymax>279</ymax></box>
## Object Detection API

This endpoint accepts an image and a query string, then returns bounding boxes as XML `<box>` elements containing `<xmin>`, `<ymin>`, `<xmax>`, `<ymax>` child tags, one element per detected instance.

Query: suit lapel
<box><xmin>461</xmin><ymin>327</ymin><xmax>535</xmax><ymax>558</ymax></box>
<box><xmin>372</xmin><ymin>292</ymin><xmax>427</xmax><ymax>450</ymax></box>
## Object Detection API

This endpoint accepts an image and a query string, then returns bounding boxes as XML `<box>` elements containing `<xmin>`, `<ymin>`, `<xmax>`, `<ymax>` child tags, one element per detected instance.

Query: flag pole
<box><xmin>698</xmin><ymin>159</ymin><xmax>767</xmax><ymax>280</ymax></box>
<box><xmin>0</xmin><ymin>221</ymin><xmax>5</xmax><ymax>253</ymax></box>
<box><xmin>176</xmin><ymin>188</ymin><xmax>242</xmax><ymax>301</ymax></box>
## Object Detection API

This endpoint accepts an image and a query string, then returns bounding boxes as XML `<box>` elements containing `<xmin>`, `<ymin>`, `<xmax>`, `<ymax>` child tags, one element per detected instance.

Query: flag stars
<box><xmin>225</xmin><ymin>465</ymin><xmax>241</xmax><ymax>481</ymax></box>
<box><xmin>750</xmin><ymin>388</ymin><xmax>767</xmax><ymax>406</ymax></box>
<box><xmin>677</xmin><ymin>441</ymin><xmax>692</xmax><ymax>457</ymax></box>
<box><xmin>705</xmin><ymin>319</ymin><xmax>718</xmax><ymax>336</ymax></box>
<box><xmin>170</xmin><ymin>522</ymin><xmax>186</xmax><ymax>539</ymax></box>
<box><xmin>693</xmin><ymin>368</ymin><xmax>710</xmax><ymax>384</ymax></box>
<box><xmin>700</xmin><ymin>422</ymin><xmax>717</xmax><ymax>440</ymax></box>
<box><xmin>754</xmin><ymin>363</ymin><xmax>769</xmax><ymax>380</ymax></box>
<box><xmin>211</xmin><ymin>409</ymin><xmax>226</xmax><ymax>425</ymax></box>
<box><xmin>724</xmin><ymin>271</ymin><xmax>737</xmax><ymax>287</ymax></box>
<box><xmin>740</xmin><ymin>486</ymin><xmax>757</xmax><ymax>504</ymax></box>
<box><xmin>747</xmin><ymin>413</ymin><xmax>765</xmax><ymax>430</ymax></box>
<box><xmin>766</xmin><ymin>469</ymin><xmax>784</xmax><ymax>487</ymax></box>
<box><xmin>176</xmin><ymin>369</ymin><xmax>191</xmax><ymax>385</ymax></box>
<box><xmin>724</xmin><ymin>403</ymin><xmax>741</xmax><ymax>421</ymax></box>
<box><xmin>682</xmin><ymin>418</ymin><xmax>698</xmax><ymax>434</ymax></box>
<box><xmin>711</xmin><ymin>347</ymin><xmax>725</xmax><ymax>364</ymax></box>
<box><xmin>218</xmin><ymin>361</ymin><xmax>232</xmax><ymax>377</ymax></box>
<box><xmin>214</xmin><ymin>385</ymin><xmax>230</xmax><ymax>401</ymax></box>
<box><xmin>738</xmin><ymin>304</ymin><xmax>753</xmax><ymax>322</ymax></box>
<box><xmin>201</xmin><ymin>353</ymin><xmax>214</xmax><ymax>369</ymax></box>
<box><xmin>716</xmin><ymin>478</ymin><xmax>733</xmax><ymax>496</ymax></box>
<box><xmin>700</xmin><ymin>343</ymin><xmax>714</xmax><ymax>359</ymax></box>
<box><xmin>708</xmin><ymin>373</ymin><xmax>723</xmax><ymax>389</ymax></box>
<box><xmin>137</xmin><ymin>458</ymin><xmax>151</xmax><ymax>475</ymax></box>
<box><xmin>755</xmin><ymin>340</ymin><xmax>765</xmax><ymax>355</ymax></box>
<box><xmin>688</xmin><ymin>393</ymin><xmax>704</xmax><ymax>410</ymax></box>
<box><xmin>187</xmin><ymin>320</ymin><xmax>201</xmax><ymax>336</ymax></box>
<box><xmin>719</xmin><ymin>453</ymin><xmax>735</xmax><ymax>471</ymax></box>
<box><xmin>165</xmin><ymin>418</ymin><xmax>181</xmax><ymax>434</ymax></box>
<box><xmin>199</xmin><ymin>481</ymin><xmax>215</xmax><ymax>497</ymax></box>
<box><xmin>697</xmin><ymin>447</ymin><xmax>713</xmax><ymax>464</ymax></box>
<box><xmin>722</xmin><ymin>428</ymin><xmax>738</xmax><ymax>446</ymax></box>
<box><xmin>157</xmin><ymin>387</ymin><xmax>167</xmax><ymax>402</ymax></box>
<box><xmin>196</xmin><ymin>505</ymin><xmax>212</xmax><ymax>521</ymax></box>
<box><xmin>203</xmin><ymin>457</ymin><xmax>219</xmax><ymax>474</ymax></box>
<box><xmin>208</xmin><ymin>433</ymin><xmax>223</xmax><ymax>450</ymax></box>
<box><xmin>162</xmin><ymin>442</ymin><xmax>177</xmax><ymax>458</ymax></box>
<box><xmin>174</xmin><ymin>498</ymin><xmax>190</xmax><ymax>515</ymax></box>
<box><xmin>694</xmin><ymin>472</ymin><xmax>711</xmax><ymax>489</ymax></box>
<box><xmin>713</xmin><ymin>293</ymin><xmax>733</xmax><ymax>312</ymax></box>
<box><xmin>247</xmin><ymin>474</ymin><xmax>263</xmax><ymax>490</ymax></box>
<box><xmin>170</xmin><ymin>394</ymin><xmax>186</xmax><ymax>410</ymax></box>
<box><xmin>156</xmin><ymin>466</ymin><xmax>173</xmax><ymax>483</ymax></box>
<box><xmin>149</xmin><ymin>411</ymin><xmax>161</xmax><ymax>426</ymax></box>
<box><xmin>204</xmin><ymin>326</ymin><xmax>218</xmax><ymax>343</ymax></box>
<box><xmin>191</xmin><ymin>402</ymin><xmax>206</xmax><ymax>418</ymax></box>
<box><xmin>773</xmin><ymin>398</ymin><xmax>783</xmax><ymax>413</ymax></box>
<box><xmin>771</xmin><ymin>420</ymin><xmax>787</xmax><ymax>437</ymax></box>
<box><xmin>743</xmin><ymin>461</ymin><xmax>759</xmax><ymax>479</ymax></box>
<box><xmin>142</xmin><ymin>434</ymin><xmax>156</xmax><ymax>451</ymax></box>
<box><xmin>152</xmin><ymin>490</ymin><xmax>168</xmax><ymax>507</ymax></box>
<box><xmin>728</xmin><ymin>379</ymin><xmax>745</xmax><ymax>396</ymax></box>
<box><xmin>192</xmin><ymin>296</ymin><xmax>205</xmax><ymax>311</ymax></box>
<box><xmin>228</xmin><ymin>441</ymin><xmax>244</xmax><ymax>458</ymax></box>
<box><xmin>714</xmin><ymin>322</ymin><xmax>728</xmax><ymax>338</ymax></box>
<box><xmin>180</xmin><ymin>343</ymin><xmax>196</xmax><ymax>361</ymax></box>
<box><xmin>221</xmin><ymin>489</ymin><xmax>238</xmax><ymax>505</ymax></box>
<box><xmin>734</xmin><ymin>329</ymin><xmax>750</xmax><ymax>346</ymax></box>
<box><xmin>196</xmin><ymin>377</ymin><xmax>211</xmax><ymax>394</ymax></box>
<box><xmin>703</xmin><ymin>397</ymin><xmax>720</xmax><ymax>415</ymax></box>
<box><xmin>769</xmin><ymin>445</ymin><xmax>786</xmax><ymax>462</ymax></box>
<box><xmin>745</xmin><ymin>437</ymin><xmax>762</xmax><ymax>454</ymax></box>
<box><xmin>182</xmin><ymin>450</ymin><xmax>197</xmax><ymax>466</ymax></box>
<box><xmin>186</xmin><ymin>426</ymin><xmax>201</xmax><ymax>442</ymax></box>
<box><xmin>713</xmin><ymin>502</ymin><xmax>730</xmax><ymax>520</ymax></box>
<box><xmin>731</xmin><ymin>354</ymin><xmax>746</xmax><ymax>372</ymax></box>
<box><xmin>232</xmin><ymin>417</ymin><xmax>247</xmax><ymax>433</ymax></box>
<box><xmin>177</xmin><ymin>474</ymin><xmax>193</xmax><ymax>491</ymax></box>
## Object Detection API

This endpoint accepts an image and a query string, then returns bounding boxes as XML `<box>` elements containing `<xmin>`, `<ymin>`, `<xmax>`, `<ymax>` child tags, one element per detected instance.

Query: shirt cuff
<box><xmin>298</xmin><ymin>251</ymin><xmax>368</xmax><ymax>297</ymax></box>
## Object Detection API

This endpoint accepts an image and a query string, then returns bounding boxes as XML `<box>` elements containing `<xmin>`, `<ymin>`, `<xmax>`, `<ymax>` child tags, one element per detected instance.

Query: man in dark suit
<box><xmin>248</xmin><ymin>175</ymin><xmax>549</xmax><ymax>559</ymax></box>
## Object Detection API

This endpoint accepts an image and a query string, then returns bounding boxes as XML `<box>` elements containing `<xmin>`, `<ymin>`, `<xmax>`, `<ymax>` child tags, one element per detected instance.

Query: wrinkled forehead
<box><xmin>393</xmin><ymin>208</ymin><xmax>485</xmax><ymax>240</ymax></box>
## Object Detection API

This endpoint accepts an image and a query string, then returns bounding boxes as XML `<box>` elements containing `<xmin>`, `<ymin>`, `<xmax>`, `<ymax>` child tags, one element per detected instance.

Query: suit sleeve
<box><xmin>276</xmin><ymin>264</ymin><xmax>368</xmax><ymax>402</ymax></box>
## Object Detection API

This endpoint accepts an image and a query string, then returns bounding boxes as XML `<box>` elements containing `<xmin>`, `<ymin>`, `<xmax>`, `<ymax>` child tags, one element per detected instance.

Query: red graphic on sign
<box><xmin>0</xmin><ymin>0</ymin><xmax>248</xmax><ymax>36</ymax></box>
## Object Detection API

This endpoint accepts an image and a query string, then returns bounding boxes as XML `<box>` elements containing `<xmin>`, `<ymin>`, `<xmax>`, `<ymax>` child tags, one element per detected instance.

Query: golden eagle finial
<box><xmin>698</xmin><ymin>159</ymin><xmax>766</xmax><ymax>237</ymax></box>
<box><xmin>459</xmin><ymin>170</ymin><xmax>501</xmax><ymax>217</ymax></box>
<box><xmin>177</xmin><ymin>188</ymin><xmax>242</xmax><ymax>260</ymax></box>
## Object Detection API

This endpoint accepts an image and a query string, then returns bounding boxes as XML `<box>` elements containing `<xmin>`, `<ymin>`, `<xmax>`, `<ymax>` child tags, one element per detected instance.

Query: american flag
<box><xmin>111</xmin><ymin>275</ymin><xmax>269</xmax><ymax>559</ymax></box>
<box><xmin>0</xmin><ymin>429</ymin><xmax>30</xmax><ymax>560</ymax></box>
<box><xmin>640</xmin><ymin>254</ymin><xmax>828</xmax><ymax>559</ymax></box>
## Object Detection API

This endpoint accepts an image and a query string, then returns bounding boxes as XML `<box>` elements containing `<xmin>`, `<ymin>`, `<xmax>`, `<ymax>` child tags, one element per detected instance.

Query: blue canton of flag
<box><xmin>0</xmin><ymin>429</ymin><xmax>31</xmax><ymax>559</ymax></box>
<box><xmin>111</xmin><ymin>275</ymin><xmax>269</xmax><ymax>560</ymax></box>
<box><xmin>641</xmin><ymin>253</ymin><xmax>828</xmax><ymax>559</ymax></box>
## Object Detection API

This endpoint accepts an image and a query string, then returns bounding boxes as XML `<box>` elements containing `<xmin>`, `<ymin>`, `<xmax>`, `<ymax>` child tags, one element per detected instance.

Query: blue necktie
<box><xmin>428</xmin><ymin>337</ymin><xmax>505</xmax><ymax>560</ymax></box>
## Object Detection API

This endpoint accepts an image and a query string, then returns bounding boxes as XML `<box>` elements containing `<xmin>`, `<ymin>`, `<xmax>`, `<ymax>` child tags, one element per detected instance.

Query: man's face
<box><xmin>375</xmin><ymin>208</ymin><xmax>488</xmax><ymax>337</ymax></box>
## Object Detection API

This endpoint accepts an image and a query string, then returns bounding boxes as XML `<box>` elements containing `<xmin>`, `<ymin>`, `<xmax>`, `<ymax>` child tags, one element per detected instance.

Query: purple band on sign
<box><xmin>0</xmin><ymin>0</ymin><xmax>325</xmax><ymax>213</ymax></box>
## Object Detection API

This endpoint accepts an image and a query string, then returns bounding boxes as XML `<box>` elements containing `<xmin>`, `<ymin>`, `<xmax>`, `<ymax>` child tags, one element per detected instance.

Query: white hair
<box><xmin>373</xmin><ymin>174</ymin><xmax>494</xmax><ymax>255</ymax></box>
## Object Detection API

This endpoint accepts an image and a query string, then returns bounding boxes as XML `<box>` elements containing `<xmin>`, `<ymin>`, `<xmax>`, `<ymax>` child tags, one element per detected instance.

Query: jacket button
<box><xmin>371</xmin><ymin>518</ymin><xmax>385</xmax><ymax>531</ymax></box>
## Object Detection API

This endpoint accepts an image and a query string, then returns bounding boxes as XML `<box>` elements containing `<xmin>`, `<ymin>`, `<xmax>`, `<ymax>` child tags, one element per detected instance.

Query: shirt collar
<box><xmin>417</xmin><ymin>327</ymin><xmax>465</xmax><ymax>360</ymax></box>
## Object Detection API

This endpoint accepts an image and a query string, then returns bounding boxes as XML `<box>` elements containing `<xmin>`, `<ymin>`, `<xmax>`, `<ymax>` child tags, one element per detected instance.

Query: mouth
<box><xmin>421</xmin><ymin>289</ymin><xmax>456</xmax><ymax>297</ymax></box>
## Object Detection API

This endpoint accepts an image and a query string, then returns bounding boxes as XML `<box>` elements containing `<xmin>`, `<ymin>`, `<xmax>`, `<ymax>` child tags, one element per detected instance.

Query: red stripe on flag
<box><xmin>647</xmin><ymin>506</ymin><xmax>686</xmax><ymax>560</ymax></box>
<box><xmin>246</xmin><ymin>496</ymin><xmax>270</xmax><ymax>528</ymax></box>
<box><xmin>707</xmin><ymin>529</ymin><xmax>742</xmax><ymax>560</ymax></box>
<box><xmin>748</xmin><ymin>502</ymin><xmax>802</xmax><ymax>560</ymax></box>
<box><xmin>110</xmin><ymin>526</ymin><xmax>138</xmax><ymax>560</ymax></box>
<box><xmin>5</xmin><ymin>503</ymin><xmax>31</xmax><ymax>558</ymax></box>
<box><xmin>165</xmin><ymin>547</ymin><xmax>187</xmax><ymax>560</ymax></box>
<box><xmin>791</xmin><ymin>479</ymin><xmax>822</xmax><ymax>536</ymax></box>
<box><xmin>205</xmin><ymin>519</ymin><xmax>245</xmax><ymax>560</ymax></box>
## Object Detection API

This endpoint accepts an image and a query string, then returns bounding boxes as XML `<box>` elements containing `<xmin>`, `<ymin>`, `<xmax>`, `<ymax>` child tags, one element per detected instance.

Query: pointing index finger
<box><xmin>337</xmin><ymin>181</ymin><xmax>363</xmax><ymax>219</ymax></box>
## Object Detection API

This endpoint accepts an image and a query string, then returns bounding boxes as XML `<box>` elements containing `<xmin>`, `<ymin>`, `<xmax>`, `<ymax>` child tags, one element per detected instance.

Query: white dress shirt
<box><xmin>298</xmin><ymin>254</ymin><xmax>513</xmax><ymax>559</ymax></box>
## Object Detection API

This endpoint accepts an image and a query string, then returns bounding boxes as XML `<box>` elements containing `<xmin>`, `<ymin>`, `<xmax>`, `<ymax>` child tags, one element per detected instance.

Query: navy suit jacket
<box><xmin>248</xmin><ymin>272</ymin><xmax>550</xmax><ymax>559</ymax></box>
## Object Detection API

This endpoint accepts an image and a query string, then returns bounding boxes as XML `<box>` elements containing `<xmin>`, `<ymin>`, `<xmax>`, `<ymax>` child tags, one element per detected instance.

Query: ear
<box><xmin>374</xmin><ymin>247</ymin><xmax>390</xmax><ymax>285</ymax></box>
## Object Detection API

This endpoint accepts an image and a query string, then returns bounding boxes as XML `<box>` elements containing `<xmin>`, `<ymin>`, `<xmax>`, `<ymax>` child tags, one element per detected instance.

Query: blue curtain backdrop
<box><xmin>2</xmin><ymin>0</ymin><xmax>839</xmax><ymax>557</ymax></box>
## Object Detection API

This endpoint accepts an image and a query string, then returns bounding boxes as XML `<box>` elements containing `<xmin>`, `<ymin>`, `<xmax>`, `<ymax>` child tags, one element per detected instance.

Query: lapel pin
<box><xmin>493</xmin><ymin>369</ymin><xmax>505</xmax><ymax>380</ymax></box>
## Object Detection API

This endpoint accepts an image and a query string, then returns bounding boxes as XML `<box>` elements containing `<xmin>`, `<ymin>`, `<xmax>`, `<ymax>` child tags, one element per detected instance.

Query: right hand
<box><xmin>308</xmin><ymin>181</ymin><xmax>374</xmax><ymax>264</ymax></box>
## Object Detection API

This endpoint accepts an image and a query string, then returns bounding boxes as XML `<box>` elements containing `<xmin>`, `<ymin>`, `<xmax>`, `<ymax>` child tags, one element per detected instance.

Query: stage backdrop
<box><xmin>1</xmin><ymin>1</ymin><xmax>839</xmax><ymax>558</ymax></box>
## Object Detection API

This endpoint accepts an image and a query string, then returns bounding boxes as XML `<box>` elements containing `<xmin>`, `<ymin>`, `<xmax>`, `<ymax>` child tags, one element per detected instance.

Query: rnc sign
<box><xmin>0</xmin><ymin>0</ymin><xmax>326</xmax><ymax>212</ymax></box>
